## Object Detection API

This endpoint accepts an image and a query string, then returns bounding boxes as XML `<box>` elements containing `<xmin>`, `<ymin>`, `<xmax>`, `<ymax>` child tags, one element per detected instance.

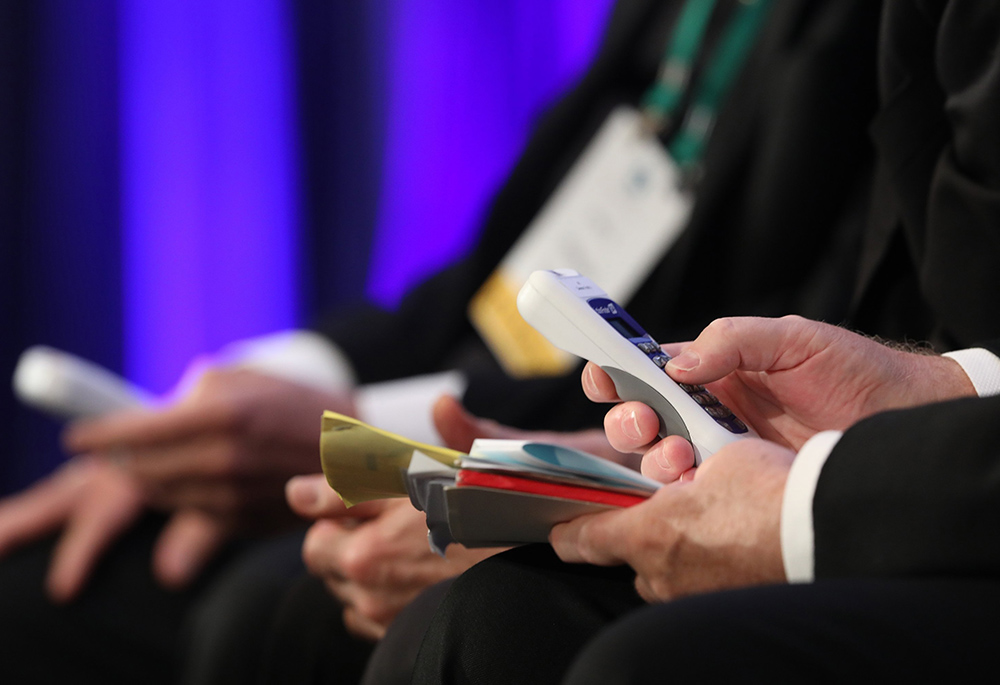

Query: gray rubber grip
<box><xmin>603</xmin><ymin>367</ymin><xmax>691</xmax><ymax>442</ymax></box>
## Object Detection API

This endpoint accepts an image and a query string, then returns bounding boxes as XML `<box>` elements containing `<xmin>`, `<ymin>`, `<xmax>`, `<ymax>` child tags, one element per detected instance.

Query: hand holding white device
<box><xmin>13</xmin><ymin>332</ymin><xmax>356</xmax><ymax>423</ymax></box>
<box><xmin>12</xmin><ymin>346</ymin><xmax>152</xmax><ymax>419</ymax></box>
<box><xmin>516</xmin><ymin>269</ymin><xmax>755</xmax><ymax>464</ymax></box>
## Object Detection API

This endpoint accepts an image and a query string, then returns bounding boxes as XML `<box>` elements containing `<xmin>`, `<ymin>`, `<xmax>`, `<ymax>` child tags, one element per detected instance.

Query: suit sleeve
<box><xmin>865</xmin><ymin>2</ymin><xmax>1000</xmax><ymax>348</ymax></box>
<box><xmin>921</xmin><ymin>2</ymin><xmax>1000</xmax><ymax>346</ymax></box>
<box><xmin>812</xmin><ymin>391</ymin><xmax>1000</xmax><ymax>579</ymax></box>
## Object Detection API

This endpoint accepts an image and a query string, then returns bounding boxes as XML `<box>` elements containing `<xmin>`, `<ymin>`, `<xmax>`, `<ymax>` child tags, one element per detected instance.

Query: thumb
<box><xmin>152</xmin><ymin>509</ymin><xmax>229</xmax><ymax>589</ymax></box>
<box><xmin>665</xmin><ymin>316</ymin><xmax>816</xmax><ymax>385</ymax></box>
<box><xmin>285</xmin><ymin>474</ymin><xmax>350</xmax><ymax>519</ymax></box>
<box><xmin>431</xmin><ymin>395</ymin><xmax>505</xmax><ymax>452</ymax></box>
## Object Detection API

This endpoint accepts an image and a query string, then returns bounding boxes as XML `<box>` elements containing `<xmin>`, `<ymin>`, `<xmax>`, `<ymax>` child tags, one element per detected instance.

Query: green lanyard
<box><xmin>641</xmin><ymin>0</ymin><xmax>773</xmax><ymax>171</ymax></box>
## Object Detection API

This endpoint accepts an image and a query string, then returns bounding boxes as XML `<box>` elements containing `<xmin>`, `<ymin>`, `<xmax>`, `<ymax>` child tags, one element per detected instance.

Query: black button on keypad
<box><xmin>727</xmin><ymin>416</ymin><xmax>749</xmax><ymax>433</ymax></box>
<box><xmin>704</xmin><ymin>404</ymin><xmax>732</xmax><ymax>419</ymax></box>
<box><xmin>688</xmin><ymin>392</ymin><xmax>717</xmax><ymax>406</ymax></box>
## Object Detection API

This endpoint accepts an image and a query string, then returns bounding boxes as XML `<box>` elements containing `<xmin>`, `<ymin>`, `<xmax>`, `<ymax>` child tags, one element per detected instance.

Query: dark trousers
<box><xmin>406</xmin><ymin>544</ymin><xmax>1000</xmax><ymax>684</ymax></box>
<box><xmin>259</xmin><ymin>573</ymin><xmax>456</xmax><ymax>685</ymax></box>
<box><xmin>0</xmin><ymin>512</ymin><xmax>437</xmax><ymax>685</ymax></box>
<box><xmin>0</xmin><ymin>514</ymin><xmax>308</xmax><ymax>684</ymax></box>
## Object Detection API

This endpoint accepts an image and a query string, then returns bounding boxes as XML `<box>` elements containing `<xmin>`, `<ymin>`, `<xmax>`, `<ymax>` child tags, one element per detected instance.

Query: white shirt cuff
<box><xmin>215</xmin><ymin>329</ymin><xmax>357</xmax><ymax>391</ymax></box>
<box><xmin>355</xmin><ymin>371</ymin><xmax>468</xmax><ymax>446</ymax></box>
<box><xmin>943</xmin><ymin>348</ymin><xmax>1000</xmax><ymax>397</ymax></box>
<box><xmin>780</xmin><ymin>429</ymin><xmax>843</xmax><ymax>583</ymax></box>
<box><xmin>779</xmin><ymin>347</ymin><xmax>1000</xmax><ymax>584</ymax></box>
<box><xmin>209</xmin><ymin>329</ymin><xmax>469</xmax><ymax>447</ymax></box>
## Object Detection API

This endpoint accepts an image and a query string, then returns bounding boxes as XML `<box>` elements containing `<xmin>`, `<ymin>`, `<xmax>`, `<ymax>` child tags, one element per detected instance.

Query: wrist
<box><xmin>913</xmin><ymin>353</ymin><xmax>977</xmax><ymax>404</ymax></box>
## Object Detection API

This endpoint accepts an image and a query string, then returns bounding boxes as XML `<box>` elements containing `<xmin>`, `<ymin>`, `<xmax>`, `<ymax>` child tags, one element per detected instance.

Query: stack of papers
<box><xmin>319</xmin><ymin>411</ymin><xmax>661</xmax><ymax>554</ymax></box>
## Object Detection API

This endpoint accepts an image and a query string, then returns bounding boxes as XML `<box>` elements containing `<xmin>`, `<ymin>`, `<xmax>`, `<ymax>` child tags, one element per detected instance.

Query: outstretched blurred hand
<box><xmin>0</xmin><ymin>457</ymin><xmax>144</xmax><ymax>602</ymax></box>
<box><xmin>65</xmin><ymin>368</ymin><xmax>354</xmax><ymax>523</ymax></box>
<box><xmin>0</xmin><ymin>367</ymin><xmax>354</xmax><ymax>602</ymax></box>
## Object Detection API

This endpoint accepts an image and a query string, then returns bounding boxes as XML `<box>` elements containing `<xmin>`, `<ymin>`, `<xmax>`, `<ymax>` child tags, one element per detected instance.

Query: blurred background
<box><xmin>0</xmin><ymin>0</ymin><xmax>616</xmax><ymax>494</ymax></box>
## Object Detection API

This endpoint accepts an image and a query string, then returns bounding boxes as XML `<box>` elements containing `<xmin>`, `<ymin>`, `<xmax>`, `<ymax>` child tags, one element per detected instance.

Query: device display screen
<box><xmin>607</xmin><ymin>316</ymin><xmax>642</xmax><ymax>339</ymax></box>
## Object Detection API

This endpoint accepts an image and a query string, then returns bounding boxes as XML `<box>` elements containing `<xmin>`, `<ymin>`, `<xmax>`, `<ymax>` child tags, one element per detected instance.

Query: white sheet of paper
<box><xmin>499</xmin><ymin>106</ymin><xmax>693</xmax><ymax>300</ymax></box>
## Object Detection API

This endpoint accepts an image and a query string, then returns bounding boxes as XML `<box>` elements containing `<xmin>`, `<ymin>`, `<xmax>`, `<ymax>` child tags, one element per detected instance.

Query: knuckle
<box><xmin>191</xmin><ymin>377</ymin><xmax>244</xmax><ymax>429</ymax></box>
<box><xmin>705</xmin><ymin>317</ymin><xmax>737</xmax><ymax>335</ymax></box>
<box><xmin>705</xmin><ymin>316</ymin><xmax>735</xmax><ymax>333</ymax></box>
<box><xmin>575</xmin><ymin>519</ymin><xmax>608</xmax><ymax>565</ymax></box>
<box><xmin>339</xmin><ymin>537</ymin><xmax>379</xmax><ymax>581</ymax></box>
<box><xmin>196</xmin><ymin>368</ymin><xmax>225</xmax><ymax>389</ymax></box>
<box><xmin>193</xmin><ymin>370</ymin><xmax>232</xmax><ymax>405</ymax></box>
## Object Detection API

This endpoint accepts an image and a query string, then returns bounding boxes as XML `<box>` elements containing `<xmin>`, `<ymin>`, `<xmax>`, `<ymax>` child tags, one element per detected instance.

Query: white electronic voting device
<box><xmin>13</xmin><ymin>346</ymin><xmax>151</xmax><ymax>419</ymax></box>
<box><xmin>517</xmin><ymin>269</ymin><xmax>754</xmax><ymax>464</ymax></box>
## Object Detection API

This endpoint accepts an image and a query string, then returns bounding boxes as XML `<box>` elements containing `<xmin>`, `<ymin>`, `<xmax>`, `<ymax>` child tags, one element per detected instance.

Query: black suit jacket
<box><xmin>815</xmin><ymin>348</ymin><xmax>1000</xmax><ymax>580</ymax></box>
<box><xmin>319</xmin><ymin>0</ymin><xmax>881</xmax><ymax>431</ymax></box>
<box><xmin>811</xmin><ymin>1</ymin><xmax>1000</xmax><ymax>579</ymax></box>
<box><xmin>850</xmin><ymin>1</ymin><xmax>1000</xmax><ymax>351</ymax></box>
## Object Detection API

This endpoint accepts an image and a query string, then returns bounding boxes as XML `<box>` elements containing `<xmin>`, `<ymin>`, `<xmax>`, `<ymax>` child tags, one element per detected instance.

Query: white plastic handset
<box><xmin>516</xmin><ymin>269</ymin><xmax>755</xmax><ymax>464</ymax></box>
<box><xmin>13</xmin><ymin>346</ymin><xmax>153</xmax><ymax>419</ymax></box>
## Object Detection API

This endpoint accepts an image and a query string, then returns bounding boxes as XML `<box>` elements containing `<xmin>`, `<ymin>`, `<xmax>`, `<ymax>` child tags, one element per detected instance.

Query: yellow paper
<box><xmin>319</xmin><ymin>411</ymin><xmax>463</xmax><ymax>507</ymax></box>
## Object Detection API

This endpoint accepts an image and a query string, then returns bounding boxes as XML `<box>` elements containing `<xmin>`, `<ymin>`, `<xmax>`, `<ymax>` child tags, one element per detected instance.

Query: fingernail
<box><xmin>667</xmin><ymin>351</ymin><xmax>700</xmax><ymax>372</ymax></box>
<box><xmin>655</xmin><ymin>448</ymin><xmax>674</xmax><ymax>474</ymax></box>
<box><xmin>621</xmin><ymin>409</ymin><xmax>642</xmax><ymax>441</ymax></box>
<box><xmin>286</xmin><ymin>477</ymin><xmax>320</xmax><ymax>511</ymax></box>
<box><xmin>582</xmin><ymin>363</ymin><xmax>605</xmax><ymax>395</ymax></box>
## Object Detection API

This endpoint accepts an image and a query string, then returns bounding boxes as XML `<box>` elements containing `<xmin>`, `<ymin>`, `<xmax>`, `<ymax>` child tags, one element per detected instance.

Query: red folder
<box><xmin>455</xmin><ymin>469</ymin><xmax>648</xmax><ymax>508</ymax></box>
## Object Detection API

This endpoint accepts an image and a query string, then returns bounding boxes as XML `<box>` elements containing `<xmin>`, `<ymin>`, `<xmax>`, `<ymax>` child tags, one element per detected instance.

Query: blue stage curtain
<box><xmin>0</xmin><ymin>0</ymin><xmax>613</xmax><ymax>494</ymax></box>
<box><xmin>0</xmin><ymin>0</ymin><xmax>122</xmax><ymax>494</ymax></box>
<box><xmin>365</xmin><ymin>0</ymin><xmax>616</xmax><ymax>306</ymax></box>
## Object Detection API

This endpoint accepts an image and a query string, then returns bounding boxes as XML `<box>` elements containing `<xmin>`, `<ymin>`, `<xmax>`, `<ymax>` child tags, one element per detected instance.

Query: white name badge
<box><xmin>469</xmin><ymin>106</ymin><xmax>693</xmax><ymax>378</ymax></box>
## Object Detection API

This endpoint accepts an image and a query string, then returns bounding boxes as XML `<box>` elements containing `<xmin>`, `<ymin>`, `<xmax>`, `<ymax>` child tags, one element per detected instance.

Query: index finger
<box><xmin>549</xmin><ymin>508</ymin><xmax>630</xmax><ymax>566</ymax></box>
<box><xmin>286</xmin><ymin>474</ymin><xmax>349</xmax><ymax>519</ymax></box>
<box><xmin>664</xmin><ymin>316</ymin><xmax>827</xmax><ymax>386</ymax></box>
<box><xmin>285</xmin><ymin>474</ymin><xmax>389</xmax><ymax>521</ymax></box>
<box><xmin>64</xmin><ymin>400</ymin><xmax>238</xmax><ymax>454</ymax></box>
